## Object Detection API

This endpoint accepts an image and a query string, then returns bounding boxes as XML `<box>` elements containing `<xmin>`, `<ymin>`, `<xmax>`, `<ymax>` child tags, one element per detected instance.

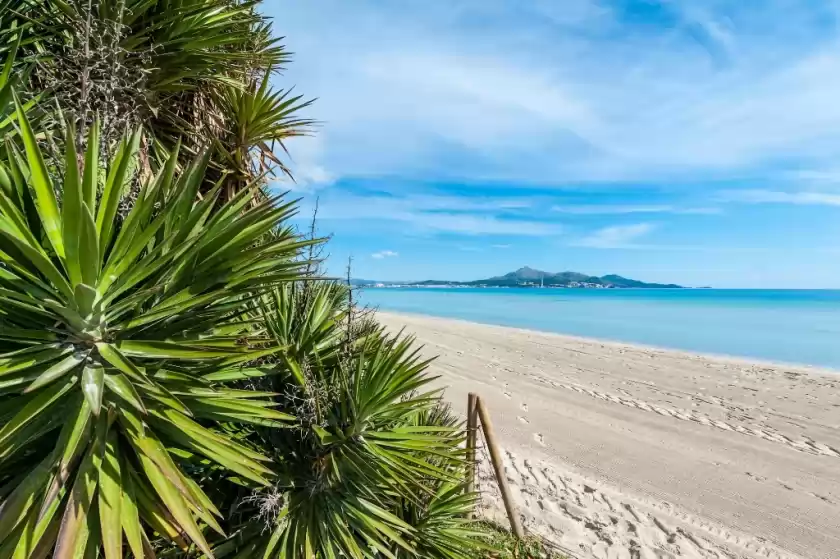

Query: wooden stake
<box><xmin>466</xmin><ymin>393</ymin><xmax>478</xmax><ymax>511</ymax></box>
<box><xmin>476</xmin><ymin>396</ymin><xmax>525</xmax><ymax>539</ymax></box>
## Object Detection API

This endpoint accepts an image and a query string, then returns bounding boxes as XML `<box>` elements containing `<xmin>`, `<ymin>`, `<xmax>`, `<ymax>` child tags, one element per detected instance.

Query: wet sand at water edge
<box><xmin>378</xmin><ymin>312</ymin><xmax>840</xmax><ymax>559</ymax></box>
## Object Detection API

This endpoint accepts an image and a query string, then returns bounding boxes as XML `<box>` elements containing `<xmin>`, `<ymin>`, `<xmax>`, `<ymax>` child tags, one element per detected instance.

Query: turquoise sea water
<box><xmin>358</xmin><ymin>288</ymin><xmax>840</xmax><ymax>370</ymax></box>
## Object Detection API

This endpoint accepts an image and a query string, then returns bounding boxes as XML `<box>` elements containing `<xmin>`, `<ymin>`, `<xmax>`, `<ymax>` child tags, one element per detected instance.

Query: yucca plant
<box><xmin>0</xmin><ymin>41</ymin><xmax>18</xmax><ymax>135</ymax></box>
<box><xmin>395</xmin><ymin>479</ymin><xmax>486</xmax><ymax>559</ymax></box>
<box><xmin>0</xmin><ymin>33</ymin><xmax>38</xmax><ymax>138</ymax></box>
<box><xmin>213</xmin><ymin>75</ymin><xmax>315</xmax><ymax>200</ymax></box>
<box><xmin>0</xmin><ymin>102</ymin><xmax>312</xmax><ymax>558</ymax></box>
<box><xmin>2</xmin><ymin>0</ymin><xmax>286</xmax><ymax>119</ymax></box>
<box><xmin>200</xmin><ymin>281</ymin><xmax>488</xmax><ymax>558</ymax></box>
<box><xmin>261</xmin><ymin>281</ymin><xmax>350</xmax><ymax>369</ymax></box>
<box><xmin>2</xmin><ymin>0</ymin><xmax>312</xmax><ymax>198</ymax></box>
<box><xmin>393</xmin><ymin>404</ymin><xmax>488</xmax><ymax>559</ymax></box>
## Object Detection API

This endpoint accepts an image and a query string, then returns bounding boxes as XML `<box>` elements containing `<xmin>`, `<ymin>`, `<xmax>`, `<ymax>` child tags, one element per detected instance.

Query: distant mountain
<box><xmin>467</xmin><ymin>267</ymin><xmax>682</xmax><ymax>288</ymax></box>
<box><xmin>356</xmin><ymin>267</ymin><xmax>684</xmax><ymax>289</ymax></box>
<box><xmin>598</xmin><ymin>274</ymin><xmax>681</xmax><ymax>288</ymax></box>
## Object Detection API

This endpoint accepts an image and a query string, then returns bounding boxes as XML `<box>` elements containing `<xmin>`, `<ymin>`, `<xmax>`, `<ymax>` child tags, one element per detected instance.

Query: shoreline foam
<box><xmin>377</xmin><ymin>311</ymin><xmax>840</xmax><ymax>559</ymax></box>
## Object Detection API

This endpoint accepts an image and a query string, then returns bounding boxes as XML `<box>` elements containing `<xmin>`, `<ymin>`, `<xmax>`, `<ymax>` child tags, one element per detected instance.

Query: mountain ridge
<box><xmin>354</xmin><ymin>266</ymin><xmax>683</xmax><ymax>288</ymax></box>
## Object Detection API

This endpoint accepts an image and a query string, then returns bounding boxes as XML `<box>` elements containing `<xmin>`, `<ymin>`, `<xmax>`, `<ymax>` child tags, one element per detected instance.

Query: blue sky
<box><xmin>267</xmin><ymin>0</ymin><xmax>840</xmax><ymax>288</ymax></box>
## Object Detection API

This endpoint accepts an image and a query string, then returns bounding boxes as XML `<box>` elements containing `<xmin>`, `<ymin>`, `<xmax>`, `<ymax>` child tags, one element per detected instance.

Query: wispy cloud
<box><xmin>371</xmin><ymin>250</ymin><xmax>399</xmax><ymax>259</ymax></box>
<box><xmin>293</xmin><ymin>164</ymin><xmax>335</xmax><ymax>189</ymax></box>
<box><xmin>575</xmin><ymin>223</ymin><xmax>656</xmax><ymax>249</ymax></box>
<box><xmin>277</xmin><ymin>0</ymin><xmax>840</xmax><ymax>185</ymax></box>
<box><xmin>384</xmin><ymin>194</ymin><xmax>532</xmax><ymax>212</ymax></box>
<box><xmin>491</xmin><ymin>244</ymin><xmax>511</xmax><ymax>249</ymax></box>
<box><xmin>415</xmin><ymin>213</ymin><xmax>561</xmax><ymax>236</ymax></box>
<box><xmin>271</xmin><ymin>135</ymin><xmax>336</xmax><ymax>191</ymax></box>
<box><xmin>552</xmin><ymin>204</ymin><xmax>674</xmax><ymax>214</ymax></box>
<box><xmin>551</xmin><ymin>204</ymin><xmax>721</xmax><ymax>215</ymax></box>
<box><xmin>307</xmin><ymin>192</ymin><xmax>560</xmax><ymax>236</ymax></box>
<box><xmin>719</xmin><ymin>190</ymin><xmax>840</xmax><ymax>206</ymax></box>
<box><xmin>273</xmin><ymin>1</ymin><xmax>840</xmax><ymax>288</ymax></box>
<box><xmin>781</xmin><ymin>168</ymin><xmax>840</xmax><ymax>185</ymax></box>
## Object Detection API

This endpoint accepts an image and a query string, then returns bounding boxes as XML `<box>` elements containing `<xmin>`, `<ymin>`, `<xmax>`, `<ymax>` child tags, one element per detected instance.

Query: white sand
<box><xmin>377</xmin><ymin>311</ymin><xmax>840</xmax><ymax>559</ymax></box>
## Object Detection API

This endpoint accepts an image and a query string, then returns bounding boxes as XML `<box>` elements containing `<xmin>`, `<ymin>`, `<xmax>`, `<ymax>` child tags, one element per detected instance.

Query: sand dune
<box><xmin>377</xmin><ymin>312</ymin><xmax>840</xmax><ymax>559</ymax></box>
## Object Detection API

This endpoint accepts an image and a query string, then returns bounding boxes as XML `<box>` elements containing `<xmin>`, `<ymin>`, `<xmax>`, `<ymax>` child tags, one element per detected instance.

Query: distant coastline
<box><xmin>363</xmin><ymin>283</ymin><xmax>661</xmax><ymax>289</ymax></box>
<box><xmin>354</xmin><ymin>265</ymin><xmax>684</xmax><ymax>289</ymax></box>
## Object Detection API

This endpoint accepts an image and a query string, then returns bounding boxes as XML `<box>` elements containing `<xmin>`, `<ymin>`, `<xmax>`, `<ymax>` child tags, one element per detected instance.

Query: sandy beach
<box><xmin>377</xmin><ymin>311</ymin><xmax>840</xmax><ymax>559</ymax></box>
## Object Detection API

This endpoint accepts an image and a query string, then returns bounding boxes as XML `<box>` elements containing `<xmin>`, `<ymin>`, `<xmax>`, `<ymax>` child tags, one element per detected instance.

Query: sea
<box><xmin>357</xmin><ymin>288</ymin><xmax>840</xmax><ymax>370</ymax></box>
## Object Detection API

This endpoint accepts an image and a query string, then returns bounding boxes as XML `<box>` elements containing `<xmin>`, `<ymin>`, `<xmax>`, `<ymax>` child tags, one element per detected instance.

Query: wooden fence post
<box><xmin>476</xmin><ymin>396</ymin><xmax>525</xmax><ymax>539</ymax></box>
<box><xmin>466</xmin><ymin>393</ymin><xmax>478</xmax><ymax>513</ymax></box>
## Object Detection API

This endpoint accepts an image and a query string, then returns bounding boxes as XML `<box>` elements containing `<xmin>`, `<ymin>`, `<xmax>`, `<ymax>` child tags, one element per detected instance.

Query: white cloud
<box><xmin>276</xmin><ymin>0</ymin><xmax>840</xmax><ymax>186</ymax></box>
<box><xmin>383</xmin><ymin>194</ymin><xmax>531</xmax><ymax>212</ymax></box>
<box><xmin>294</xmin><ymin>164</ymin><xmax>335</xmax><ymax>188</ymax></box>
<box><xmin>552</xmin><ymin>204</ymin><xmax>674</xmax><ymax>214</ymax></box>
<box><xmin>783</xmin><ymin>168</ymin><xmax>840</xmax><ymax>185</ymax></box>
<box><xmin>492</xmin><ymin>244</ymin><xmax>511</xmax><ymax>249</ymax></box>
<box><xmin>416</xmin><ymin>213</ymin><xmax>561</xmax><ymax>236</ymax></box>
<box><xmin>575</xmin><ymin>223</ymin><xmax>656</xmax><ymax>249</ymax></box>
<box><xmin>550</xmin><ymin>204</ymin><xmax>722</xmax><ymax>215</ymax></box>
<box><xmin>309</xmin><ymin>192</ymin><xmax>560</xmax><ymax>236</ymax></box>
<box><xmin>680</xmin><ymin>207</ymin><xmax>724</xmax><ymax>215</ymax></box>
<box><xmin>371</xmin><ymin>250</ymin><xmax>399</xmax><ymax>259</ymax></box>
<box><xmin>274</xmin><ymin>135</ymin><xmax>336</xmax><ymax>191</ymax></box>
<box><xmin>718</xmin><ymin>190</ymin><xmax>840</xmax><ymax>206</ymax></box>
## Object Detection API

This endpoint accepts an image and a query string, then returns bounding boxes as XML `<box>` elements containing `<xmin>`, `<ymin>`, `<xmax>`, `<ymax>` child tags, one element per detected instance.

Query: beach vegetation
<box><xmin>0</xmin><ymin>0</ymin><xmax>314</xmax><ymax>200</ymax></box>
<box><xmin>0</xmin><ymin>107</ymin><xmax>494</xmax><ymax>559</ymax></box>
<box><xmin>468</xmin><ymin>522</ymin><xmax>565</xmax><ymax>559</ymax></box>
<box><xmin>200</xmin><ymin>281</ymin><xmax>490</xmax><ymax>557</ymax></box>
<box><xmin>0</xmin><ymin>1</ymin><xmax>508</xmax><ymax>556</ymax></box>
<box><xmin>0</xmin><ymin>106</ymin><xmax>307</xmax><ymax>556</ymax></box>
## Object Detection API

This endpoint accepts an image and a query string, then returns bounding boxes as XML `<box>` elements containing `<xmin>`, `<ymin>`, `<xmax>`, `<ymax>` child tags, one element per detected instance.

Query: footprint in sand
<box><xmin>809</xmin><ymin>492</ymin><xmax>834</xmax><ymax>504</ymax></box>
<box><xmin>504</xmin><ymin>391</ymin><xmax>512</xmax><ymax>399</ymax></box>
<box><xmin>518</xmin><ymin>416</ymin><xmax>530</xmax><ymax>424</ymax></box>
<box><xmin>520</xmin><ymin>402</ymin><xmax>529</xmax><ymax>412</ymax></box>
<box><xmin>534</xmin><ymin>433</ymin><xmax>546</xmax><ymax>446</ymax></box>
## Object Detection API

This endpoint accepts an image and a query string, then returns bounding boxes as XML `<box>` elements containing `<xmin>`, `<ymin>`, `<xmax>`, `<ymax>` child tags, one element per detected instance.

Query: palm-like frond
<box><xmin>393</xmin><ymin>404</ymin><xmax>490</xmax><ymax>558</ymax></box>
<box><xmin>4</xmin><ymin>0</ymin><xmax>286</xmax><ymax>94</ymax></box>
<box><xmin>0</xmin><ymin>105</ymin><xmax>310</xmax><ymax>557</ymax></box>
<box><xmin>395</xmin><ymin>480</ymin><xmax>488</xmax><ymax>559</ymax></box>
<box><xmin>204</xmin><ymin>283</ymin><xmax>487</xmax><ymax>559</ymax></box>
<box><xmin>248</xmin><ymin>336</ymin><xmax>461</xmax><ymax>559</ymax></box>
<box><xmin>2</xmin><ymin>0</ymin><xmax>310</xmax><ymax>194</ymax></box>
<box><xmin>0</xmin><ymin>38</ymin><xmax>18</xmax><ymax>134</ymax></box>
<box><xmin>0</xmin><ymin>31</ymin><xmax>39</xmax><ymax>137</ymax></box>
<box><xmin>1</xmin><ymin>3</ymin><xmax>490</xmax><ymax>556</ymax></box>
<box><xmin>261</xmin><ymin>281</ymin><xmax>349</xmax><ymax>366</ymax></box>
<box><xmin>213</xmin><ymin>74</ymin><xmax>315</xmax><ymax>197</ymax></box>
